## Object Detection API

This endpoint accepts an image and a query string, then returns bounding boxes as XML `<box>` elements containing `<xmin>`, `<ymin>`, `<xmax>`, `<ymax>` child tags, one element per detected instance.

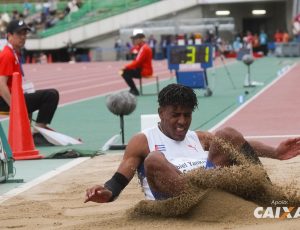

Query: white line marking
<box><xmin>0</xmin><ymin>116</ymin><xmax>8</xmax><ymax>121</ymax></box>
<box><xmin>245</xmin><ymin>134</ymin><xmax>300</xmax><ymax>139</ymax></box>
<box><xmin>0</xmin><ymin>157</ymin><xmax>90</xmax><ymax>204</ymax></box>
<box><xmin>0</xmin><ymin>74</ymin><xmax>171</xmax><ymax>118</ymax></box>
<box><xmin>58</xmin><ymin>62</ymin><xmax>230</xmax><ymax>107</ymax></box>
<box><xmin>59</xmin><ymin>76</ymin><xmax>172</xmax><ymax>107</ymax></box>
<box><xmin>0</xmin><ymin>62</ymin><xmax>235</xmax><ymax>120</ymax></box>
<box><xmin>209</xmin><ymin>63</ymin><xmax>297</xmax><ymax>132</ymax></box>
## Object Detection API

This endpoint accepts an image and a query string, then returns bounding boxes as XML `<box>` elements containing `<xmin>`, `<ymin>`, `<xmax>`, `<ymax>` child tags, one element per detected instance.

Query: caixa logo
<box><xmin>254</xmin><ymin>207</ymin><xmax>300</xmax><ymax>219</ymax></box>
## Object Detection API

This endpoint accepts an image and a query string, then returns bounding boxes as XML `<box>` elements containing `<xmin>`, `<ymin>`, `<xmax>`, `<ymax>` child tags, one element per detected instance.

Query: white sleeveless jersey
<box><xmin>138</xmin><ymin>126</ymin><xmax>209</xmax><ymax>200</ymax></box>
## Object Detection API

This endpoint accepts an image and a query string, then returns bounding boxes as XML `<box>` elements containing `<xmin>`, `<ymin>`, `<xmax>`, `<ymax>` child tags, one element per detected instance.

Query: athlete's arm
<box><xmin>85</xmin><ymin>133</ymin><xmax>149</xmax><ymax>203</ymax></box>
<box><xmin>248</xmin><ymin>138</ymin><xmax>300</xmax><ymax>160</ymax></box>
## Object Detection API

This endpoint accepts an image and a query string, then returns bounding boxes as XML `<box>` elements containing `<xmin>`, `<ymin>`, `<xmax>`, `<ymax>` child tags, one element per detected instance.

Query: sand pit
<box><xmin>0</xmin><ymin>154</ymin><xmax>299</xmax><ymax>230</ymax></box>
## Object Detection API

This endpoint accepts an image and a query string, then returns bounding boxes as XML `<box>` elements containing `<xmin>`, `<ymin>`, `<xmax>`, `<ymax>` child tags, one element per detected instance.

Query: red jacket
<box><xmin>125</xmin><ymin>42</ymin><xmax>153</xmax><ymax>77</ymax></box>
<box><xmin>0</xmin><ymin>45</ymin><xmax>22</xmax><ymax>93</ymax></box>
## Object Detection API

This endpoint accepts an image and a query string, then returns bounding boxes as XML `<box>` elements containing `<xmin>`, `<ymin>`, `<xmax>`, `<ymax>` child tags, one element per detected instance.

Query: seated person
<box><xmin>120</xmin><ymin>33</ymin><xmax>153</xmax><ymax>96</ymax></box>
<box><xmin>0</xmin><ymin>20</ymin><xmax>59</xmax><ymax>146</ymax></box>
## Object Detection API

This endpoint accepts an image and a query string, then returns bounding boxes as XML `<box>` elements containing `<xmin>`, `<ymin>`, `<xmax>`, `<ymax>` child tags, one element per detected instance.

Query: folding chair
<box><xmin>139</xmin><ymin>75</ymin><xmax>160</xmax><ymax>96</ymax></box>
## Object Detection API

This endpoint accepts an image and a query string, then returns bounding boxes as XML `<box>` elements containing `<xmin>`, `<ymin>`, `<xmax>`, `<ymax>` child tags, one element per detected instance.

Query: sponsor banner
<box><xmin>254</xmin><ymin>200</ymin><xmax>300</xmax><ymax>219</ymax></box>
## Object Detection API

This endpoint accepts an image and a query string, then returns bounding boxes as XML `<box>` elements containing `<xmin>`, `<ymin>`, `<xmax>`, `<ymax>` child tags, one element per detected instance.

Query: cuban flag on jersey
<box><xmin>154</xmin><ymin>144</ymin><xmax>166</xmax><ymax>152</ymax></box>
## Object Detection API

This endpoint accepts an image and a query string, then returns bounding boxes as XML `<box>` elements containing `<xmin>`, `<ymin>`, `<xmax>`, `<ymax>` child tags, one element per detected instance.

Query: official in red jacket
<box><xmin>120</xmin><ymin>33</ymin><xmax>153</xmax><ymax>96</ymax></box>
<box><xmin>0</xmin><ymin>20</ymin><xmax>59</xmax><ymax>146</ymax></box>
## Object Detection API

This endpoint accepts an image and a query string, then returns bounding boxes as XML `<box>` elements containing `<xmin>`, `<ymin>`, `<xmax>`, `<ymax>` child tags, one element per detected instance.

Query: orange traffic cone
<box><xmin>8</xmin><ymin>72</ymin><xmax>43</xmax><ymax>160</ymax></box>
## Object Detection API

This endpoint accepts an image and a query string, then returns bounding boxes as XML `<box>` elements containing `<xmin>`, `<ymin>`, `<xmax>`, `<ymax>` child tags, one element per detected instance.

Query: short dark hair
<box><xmin>158</xmin><ymin>84</ymin><xmax>198</xmax><ymax>111</ymax></box>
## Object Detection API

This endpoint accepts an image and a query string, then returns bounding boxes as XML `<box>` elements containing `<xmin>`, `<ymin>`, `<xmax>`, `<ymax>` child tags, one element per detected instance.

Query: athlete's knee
<box><xmin>144</xmin><ymin>151</ymin><xmax>165</xmax><ymax>176</ymax></box>
<box><xmin>209</xmin><ymin>127</ymin><xmax>246</xmax><ymax>166</ymax></box>
<box><xmin>215</xmin><ymin>127</ymin><xmax>245</xmax><ymax>147</ymax></box>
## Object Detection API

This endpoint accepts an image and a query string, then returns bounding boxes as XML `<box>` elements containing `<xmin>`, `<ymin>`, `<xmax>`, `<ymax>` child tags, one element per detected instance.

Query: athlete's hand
<box><xmin>276</xmin><ymin>137</ymin><xmax>300</xmax><ymax>160</ymax></box>
<box><xmin>84</xmin><ymin>185</ymin><xmax>112</xmax><ymax>203</ymax></box>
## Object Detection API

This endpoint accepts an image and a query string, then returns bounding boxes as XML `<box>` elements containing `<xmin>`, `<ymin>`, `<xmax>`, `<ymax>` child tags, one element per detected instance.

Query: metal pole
<box><xmin>248</xmin><ymin>65</ymin><xmax>252</xmax><ymax>86</ymax></box>
<box><xmin>120</xmin><ymin>114</ymin><xmax>125</xmax><ymax>145</ymax></box>
<box><xmin>203</xmin><ymin>69</ymin><xmax>212</xmax><ymax>97</ymax></box>
<box><xmin>219</xmin><ymin>54</ymin><xmax>236</xmax><ymax>89</ymax></box>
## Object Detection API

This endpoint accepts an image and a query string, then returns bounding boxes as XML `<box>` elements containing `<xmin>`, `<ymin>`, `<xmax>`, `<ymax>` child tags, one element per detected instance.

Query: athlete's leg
<box><xmin>208</xmin><ymin>127</ymin><xmax>262</xmax><ymax>166</ymax></box>
<box><xmin>144</xmin><ymin>151</ymin><xmax>186</xmax><ymax>198</ymax></box>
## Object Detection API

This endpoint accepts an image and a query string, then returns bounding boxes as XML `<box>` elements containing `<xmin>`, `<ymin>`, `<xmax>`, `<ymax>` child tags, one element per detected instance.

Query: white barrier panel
<box><xmin>275</xmin><ymin>42</ymin><xmax>300</xmax><ymax>57</ymax></box>
<box><xmin>141</xmin><ymin>114</ymin><xmax>160</xmax><ymax>131</ymax></box>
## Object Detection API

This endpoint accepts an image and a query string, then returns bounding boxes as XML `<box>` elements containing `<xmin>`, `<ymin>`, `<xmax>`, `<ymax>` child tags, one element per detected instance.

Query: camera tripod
<box><xmin>214</xmin><ymin>44</ymin><xmax>236</xmax><ymax>89</ymax></box>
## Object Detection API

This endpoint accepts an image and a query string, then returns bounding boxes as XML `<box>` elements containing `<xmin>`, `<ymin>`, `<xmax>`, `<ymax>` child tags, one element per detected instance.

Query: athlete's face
<box><xmin>158</xmin><ymin>105</ymin><xmax>193</xmax><ymax>141</ymax></box>
<box><xmin>8</xmin><ymin>29</ymin><xmax>27</xmax><ymax>51</ymax></box>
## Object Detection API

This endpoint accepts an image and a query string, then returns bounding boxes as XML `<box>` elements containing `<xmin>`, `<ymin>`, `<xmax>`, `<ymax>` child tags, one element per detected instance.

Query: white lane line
<box><xmin>245</xmin><ymin>134</ymin><xmax>300</xmax><ymax>139</ymax></box>
<box><xmin>38</xmin><ymin>60</ymin><xmax>234</xmax><ymax>107</ymax></box>
<box><xmin>0</xmin><ymin>73</ymin><xmax>171</xmax><ymax>121</ymax></box>
<box><xmin>209</xmin><ymin>63</ymin><xmax>297</xmax><ymax>132</ymax></box>
<box><xmin>58</xmin><ymin>62</ymin><xmax>234</xmax><ymax>107</ymax></box>
<box><xmin>58</xmin><ymin>75</ymin><xmax>172</xmax><ymax>107</ymax></box>
<box><xmin>0</xmin><ymin>157</ymin><xmax>90</xmax><ymax>204</ymax></box>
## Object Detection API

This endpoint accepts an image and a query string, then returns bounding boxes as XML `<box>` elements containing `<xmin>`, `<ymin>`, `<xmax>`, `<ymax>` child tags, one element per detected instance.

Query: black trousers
<box><xmin>122</xmin><ymin>68</ymin><xmax>141</xmax><ymax>91</ymax></box>
<box><xmin>0</xmin><ymin>89</ymin><xmax>59</xmax><ymax>125</ymax></box>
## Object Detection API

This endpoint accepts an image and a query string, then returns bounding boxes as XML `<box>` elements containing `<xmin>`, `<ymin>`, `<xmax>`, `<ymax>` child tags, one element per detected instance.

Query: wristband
<box><xmin>104</xmin><ymin>172</ymin><xmax>129</xmax><ymax>202</ymax></box>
